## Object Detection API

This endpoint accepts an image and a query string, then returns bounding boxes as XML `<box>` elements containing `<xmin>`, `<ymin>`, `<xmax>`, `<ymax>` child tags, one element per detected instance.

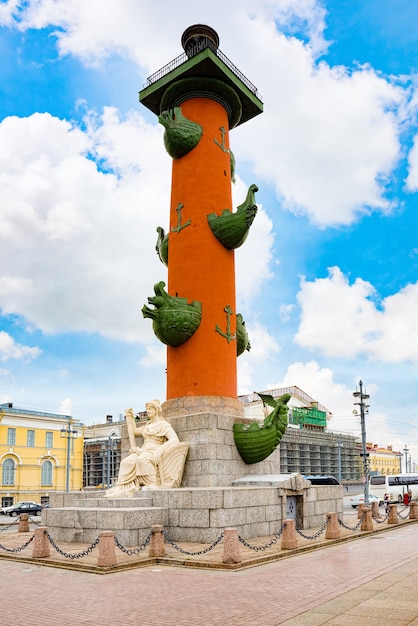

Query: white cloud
<box><xmin>272</xmin><ymin>360</ymin><xmax>351</xmax><ymax>415</ymax></box>
<box><xmin>279</xmin><ymin>304</ymin><xmax>295</xmax><ymax>322</ymax></box>
<box><xmin>237</xmin><ymin>321</ymin><xmax>281</xmax><ymax>394</ymax></box>
<box><xmin>265</xmin><ymin>0</ymin><xmax>328</xmax><ymax>56</ymax></box>
<box><xmin>234</xmin><ymin>179</ymin><xmax>275</xmax><ymax>308</ymax></box>
<box><xmin>0</xmin><ymin>110</ymin><xmax>170</xmax><ymax>341</ymax></box>
<box><xmin>3</xmin><ymin>1</ymin><xmax>405</xmax><ymax>227</ymax></box>
<box><xmin>139</xmin><ymin>344</ymin><xmax>166</xmax><ymax>369</ymax></box>
<box><xmin>0</xmin><ymin>107</ymin><xmax>275</xmax><ymax>343</ymax></box>
<box><xmin>266</xmin><ymin>360</ymin><xmax>417</xmax><ymax>456</ymax></box>
<box><xmin>0</xmin><ymin>277</ymin><xmax>32</xmax><ymax>295</ymax></box>
<box><xmin>57</xmin><ymin>369</ymin><xmax>71</xmax><ymax>380</ymax></box>
<box><xmin>295</xmin><ymin>267</ymin><xmax>418</xmax><ymax>362</ymax></box>
<box><xmin>6</xmin><ymin>0</ymin><xmax>328</xmax><ymax>65</ymax></box>
<box><xmin>0</xmin><ymin>331</ymin><xmax>41</xmax><ymax>362</ymax></box>
<box><xmin>245</xmin><ymin>321</ymin><xmax>282</xmax><ymax>362</ymax></box>
<box><xmin>0</xmin><ymin>0</ymin><xmax>19</xmax><ymax>27</ymax></box>
<box><xmin>58</xmin><ymin>398</ymin><xmax>72</xmax><ymax>415</ymax></box>
<box><xmin>371</xmin><ymin>284</ymin><xmax>418</xmax><ymax>361</ymax></box>
<box><xmin>269</xmin><ymin>360</ymin><xmax>377</xmax><ymax>436</ymax></box>
<box><xmin>406</xmin><ymin>133</ymin><xmax>418</xmax><ymax>191</ymax></box>
<box><xmin>233</xmin><ymin>28</ymin><xmax>403</xmax><ymax>226</ymax></box>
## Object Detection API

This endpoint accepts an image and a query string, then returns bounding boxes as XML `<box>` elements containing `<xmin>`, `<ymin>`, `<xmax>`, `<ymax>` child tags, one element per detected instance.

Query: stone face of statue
<box><xmin>145</xmin><ymin>400</ymin><xmax>162</xmax><ymax>420</ymax></box>
<box><xmin>146</xmin><ymin>403</ymin><xmax>157</xmax><ymax>418</ymax></box>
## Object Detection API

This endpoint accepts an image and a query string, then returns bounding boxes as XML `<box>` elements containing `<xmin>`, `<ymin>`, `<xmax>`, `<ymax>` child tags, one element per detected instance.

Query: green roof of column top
<box><xmin>139</xmin><ymin>24</ymin><xmax>263</xmax><ymax>128</ymax></box>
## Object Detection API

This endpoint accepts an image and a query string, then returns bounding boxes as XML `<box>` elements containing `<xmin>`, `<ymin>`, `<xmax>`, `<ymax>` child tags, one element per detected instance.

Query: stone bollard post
<box><xmin>149</xmin><ymin>525</ymin><xmax>166</xmax><ymax>558</ymax></box>
<box><xmin>325</xmin><ymin>512</ymin><xmax>340</xmax><ymax>539</ymax></box>
<box><xmin>18</xmin><ymin>513</ymin><xmax>29</xmax><ymax>532</ymax></box>
<box><xmin>222</xmin><ymin>527</ymin><xmax>241</xmax><ymax>564</ymax></box>
<box><xmin>387</xmin><ymin>504</ymin><xmax>399</xmax><ymax>525</ymax></box>
<box><xmin>281</xmin><ymin>519</ymin><xmax>297</xmax><ymax>550</ymax></box>
<box><xmin>222</xmin><ymin>528</ymin><xmax>242</xmax><ymax>563</ymax></box>
<box><xmin>371</xmin><ymin>501</ymin><xmax>380</xmax><ymax>518</ymax></box>
<box><xmin>361</xmin><ymin>507</ymin><xmax>373</xmax><ymax>531</ymax></box>
<box><xmin>357</xmin><ymin>503</ymin><xmax>365</xmax><ymax>520</ymax></box>
<box><xmin>32</xmin><ymin>527</ymin><xmax>50</xmax><ymax>558</ymax></box>
<box><xmin>97</xmin><ymin>531</ymin><xmax>117</xmax><ymax>568</ymax></box>
<box><xmin>409</xmin><ymin>502</ymin><xmax>418</xmax><ymax>520</ymax></box>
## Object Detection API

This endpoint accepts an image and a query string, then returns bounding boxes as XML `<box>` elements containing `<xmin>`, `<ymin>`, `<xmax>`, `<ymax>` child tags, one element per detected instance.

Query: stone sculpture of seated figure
<box><xmin>105</xmin><ymin>400</ymin><xmax>188</xmax><ymax>497</ymax></box>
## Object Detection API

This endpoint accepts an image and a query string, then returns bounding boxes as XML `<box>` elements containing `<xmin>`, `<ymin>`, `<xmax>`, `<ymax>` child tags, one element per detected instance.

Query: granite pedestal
<box><xmin>44</xmin><ymin>476</ymin><xmax>343</xmax><ymax>545</ymax></box>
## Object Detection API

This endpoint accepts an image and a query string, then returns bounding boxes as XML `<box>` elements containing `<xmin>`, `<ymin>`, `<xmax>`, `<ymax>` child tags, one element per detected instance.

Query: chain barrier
<box><xmin>163</xmin><ymin>530</ymin><xmax>224</xmax><ymax>556</ymax></box>
<box><xmin>397</xmin><ymin>506</ymin><xmax>410</xmax><ymax>520</ymax></box>
<box><xmin>0</xmin><ymin>502</ymin><xmax>413</xmax><ymax>564</ymax></box>
<box><xmin>0</xmin><ymin>519</ymin><xmax>20</xmax><ymax>532</ymax></box>
<box><xmin>46</xmin><ymin>532</ymin><xmax>100</xmax><ymax>559</ymax></box>
<box><xmin>338</xmin><ymin>511</ymin><xmax>364</xmax><ymax>531</ymax></box>
<box><xmin>114</xmin><ymin>532</ymin><xmax>152</xmax><ymax>556</ymax></box>
<box><xmin>344</xmin><ymin>510</ymin><xmax>359</xmax><ymax>517</ymax></box>
<box><xmin>238</xmin><ymin>522</ymin><xmax>285</xmax><ymax>551</ymax></box>
<box><xmin>296</xmin><ymin>517</ymin><xmax>329</xmax><ymax>540</ymax></box>
<box><xmin>0</xmin><ymin>534</ymin><xmax>35</xmax><ymax>553</ymax></box>
<box><xmin>374</xmin><ymin>510</ymin><xmax>389</xmax><ymax>524</ymax></box>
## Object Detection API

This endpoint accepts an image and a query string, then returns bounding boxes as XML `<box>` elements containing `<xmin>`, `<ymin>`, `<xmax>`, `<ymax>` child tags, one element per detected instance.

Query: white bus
<box><xmin>369</xmin><ymin>473</ymin><xmax>418</xmax><ymax>503</ymax></box>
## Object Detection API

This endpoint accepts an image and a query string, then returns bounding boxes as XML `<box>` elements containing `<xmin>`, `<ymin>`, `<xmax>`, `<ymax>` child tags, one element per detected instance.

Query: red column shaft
<box><xmin>167</xmin><ymin>97</ymin><xmax>237</xmax><ymax>399</ymax></box>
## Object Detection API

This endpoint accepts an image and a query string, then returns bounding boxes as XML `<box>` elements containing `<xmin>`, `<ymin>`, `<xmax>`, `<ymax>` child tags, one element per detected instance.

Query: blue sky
<box><xmin>0</xmin><ymin>0</ymin><xmax>418</xmax><ymax>468</ymax></box>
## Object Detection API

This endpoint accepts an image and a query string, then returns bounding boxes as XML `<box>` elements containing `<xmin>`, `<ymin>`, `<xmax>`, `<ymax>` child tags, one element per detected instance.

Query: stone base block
<box><xmin>44</xmin><ymin>505</ymin><xmax>168</xmax><ymax>545</ymax></box>
<box><xmin>45</xmin><ymin>479</ymin><xmax>342</xmax><ymax>545</ymax></box>
<box><xmin>167</xmin><ymin>412</ymin><xmax>282</xmax><ymax>487</ymax></box>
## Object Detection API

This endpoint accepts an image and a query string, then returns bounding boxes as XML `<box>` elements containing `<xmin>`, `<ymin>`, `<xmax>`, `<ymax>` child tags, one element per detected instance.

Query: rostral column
<box><xmin>140</xmin><ymin>25</ymin><xmax>263</xmax><ymax>424</ymax></box>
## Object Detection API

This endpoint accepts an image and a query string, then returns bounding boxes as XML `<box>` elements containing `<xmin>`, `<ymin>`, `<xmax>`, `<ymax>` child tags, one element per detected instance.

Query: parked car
<box><xmin>1</xmin><ymin>501</ymin><xmax>38</xmax><ymax>515</ymax></box>
<box><xmin>4</xmin><ymin>502</ymin><xmax>44</xmax><ymax>517</ymax></box>
<box><xmin>350</xmin><ymin>494</ymin><xmax>382</xmax><ymax>508</ymax></box>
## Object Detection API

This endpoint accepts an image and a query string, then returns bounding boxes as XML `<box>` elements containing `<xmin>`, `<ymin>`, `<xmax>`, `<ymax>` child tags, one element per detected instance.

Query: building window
<box><xmin>27</xmin><ymin>430</ymin><xmax>35</xmax><ymax>447</ymax></box>
<box><xmin>2</xmin><ymin>458</ymin><xmax>15</xmax><ymax>485</ymax></box>
<box><xmin>7</xmin><ymin>428</ymin><xmax>16</xmax><ymax>446</ymax></box>
<box><xmin>41</xmin><ymin>460</ymin><xmax>53</xmax><ymax>486</ymax></box>
<box><xmin>45</xmin><ymin>432</ymin><xmax>53</xmax><ymax>448</ymax></box>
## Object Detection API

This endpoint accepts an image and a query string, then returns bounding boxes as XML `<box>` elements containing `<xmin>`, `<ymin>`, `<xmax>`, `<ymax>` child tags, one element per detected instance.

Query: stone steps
<box><xmin>78</xmin><ymin>497</ymin><xmax>154</xmax><ymax>508</ymax></box>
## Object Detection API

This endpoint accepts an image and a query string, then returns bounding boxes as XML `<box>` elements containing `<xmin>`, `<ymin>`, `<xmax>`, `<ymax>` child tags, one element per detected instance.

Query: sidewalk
<box><xmin>282</xmin><ymin>555</ymin><xmax>418</xmax><ymax>624</ymax></box>
<box><xmin>0</xmin><ymin>520</ymin><xmax>417</xmax><ymax>624</ymax></box>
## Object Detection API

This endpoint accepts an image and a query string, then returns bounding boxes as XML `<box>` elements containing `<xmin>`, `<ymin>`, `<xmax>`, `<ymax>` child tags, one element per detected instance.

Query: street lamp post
<box><xmin>353</xmin><ymin>380</ymin><xmax>370</xmax><ymax>506</ymax></box>
<box><xmin>60</xmin><ymin>418</ymin><xmax>79</xmax><ymax>493</ymax></box>
<box><xmin>403</xmin><ymin>444</ymin><xmax>409</xmax><ymax>473</ymax></box>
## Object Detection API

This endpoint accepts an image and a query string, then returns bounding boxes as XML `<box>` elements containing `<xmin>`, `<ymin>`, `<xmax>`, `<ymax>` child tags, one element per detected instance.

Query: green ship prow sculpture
<box><xmin>207</xmin><ymin>184</ymin><xmax>258</xmax><ymax>250</ymax></box>
<box><xmin>233</xmin><ymin>392</ymin><xmax>290</xmax><ymax>464</ymax></box>
<box><xmin>142</xmin><ymin>281</ymin><xmax>202</xmax><ymax>347</ymax></box>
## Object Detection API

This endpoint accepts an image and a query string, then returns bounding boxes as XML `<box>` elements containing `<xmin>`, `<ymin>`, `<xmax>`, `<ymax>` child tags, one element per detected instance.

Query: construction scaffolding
<box><xmin>280</xmin><ymin>429</ymin><xmax>361</xmax><ymax>480</ymax></box>
<box><xmin>83</xmin><ymin>441</ymin><xmax>121</xmax><ymax>489</ymax></box>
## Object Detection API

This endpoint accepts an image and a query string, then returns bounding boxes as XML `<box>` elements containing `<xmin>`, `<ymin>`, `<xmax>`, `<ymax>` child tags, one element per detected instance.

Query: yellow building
<box><xmin>0</xmin><ymin>403</ymin><xmax>84</xmax><ymax>507</ymax></box>
<box><xmin>368</xmin><ymin>443</ymin><xmax>402</xmax><ymax>476</ymax></box>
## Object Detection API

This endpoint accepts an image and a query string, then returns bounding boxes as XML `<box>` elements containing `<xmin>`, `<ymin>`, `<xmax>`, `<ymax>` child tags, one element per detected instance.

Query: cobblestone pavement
<box><xmin>1</xmin><ymin>520</ymin><xmax>418</xmax><ymax>625</ymax></box>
